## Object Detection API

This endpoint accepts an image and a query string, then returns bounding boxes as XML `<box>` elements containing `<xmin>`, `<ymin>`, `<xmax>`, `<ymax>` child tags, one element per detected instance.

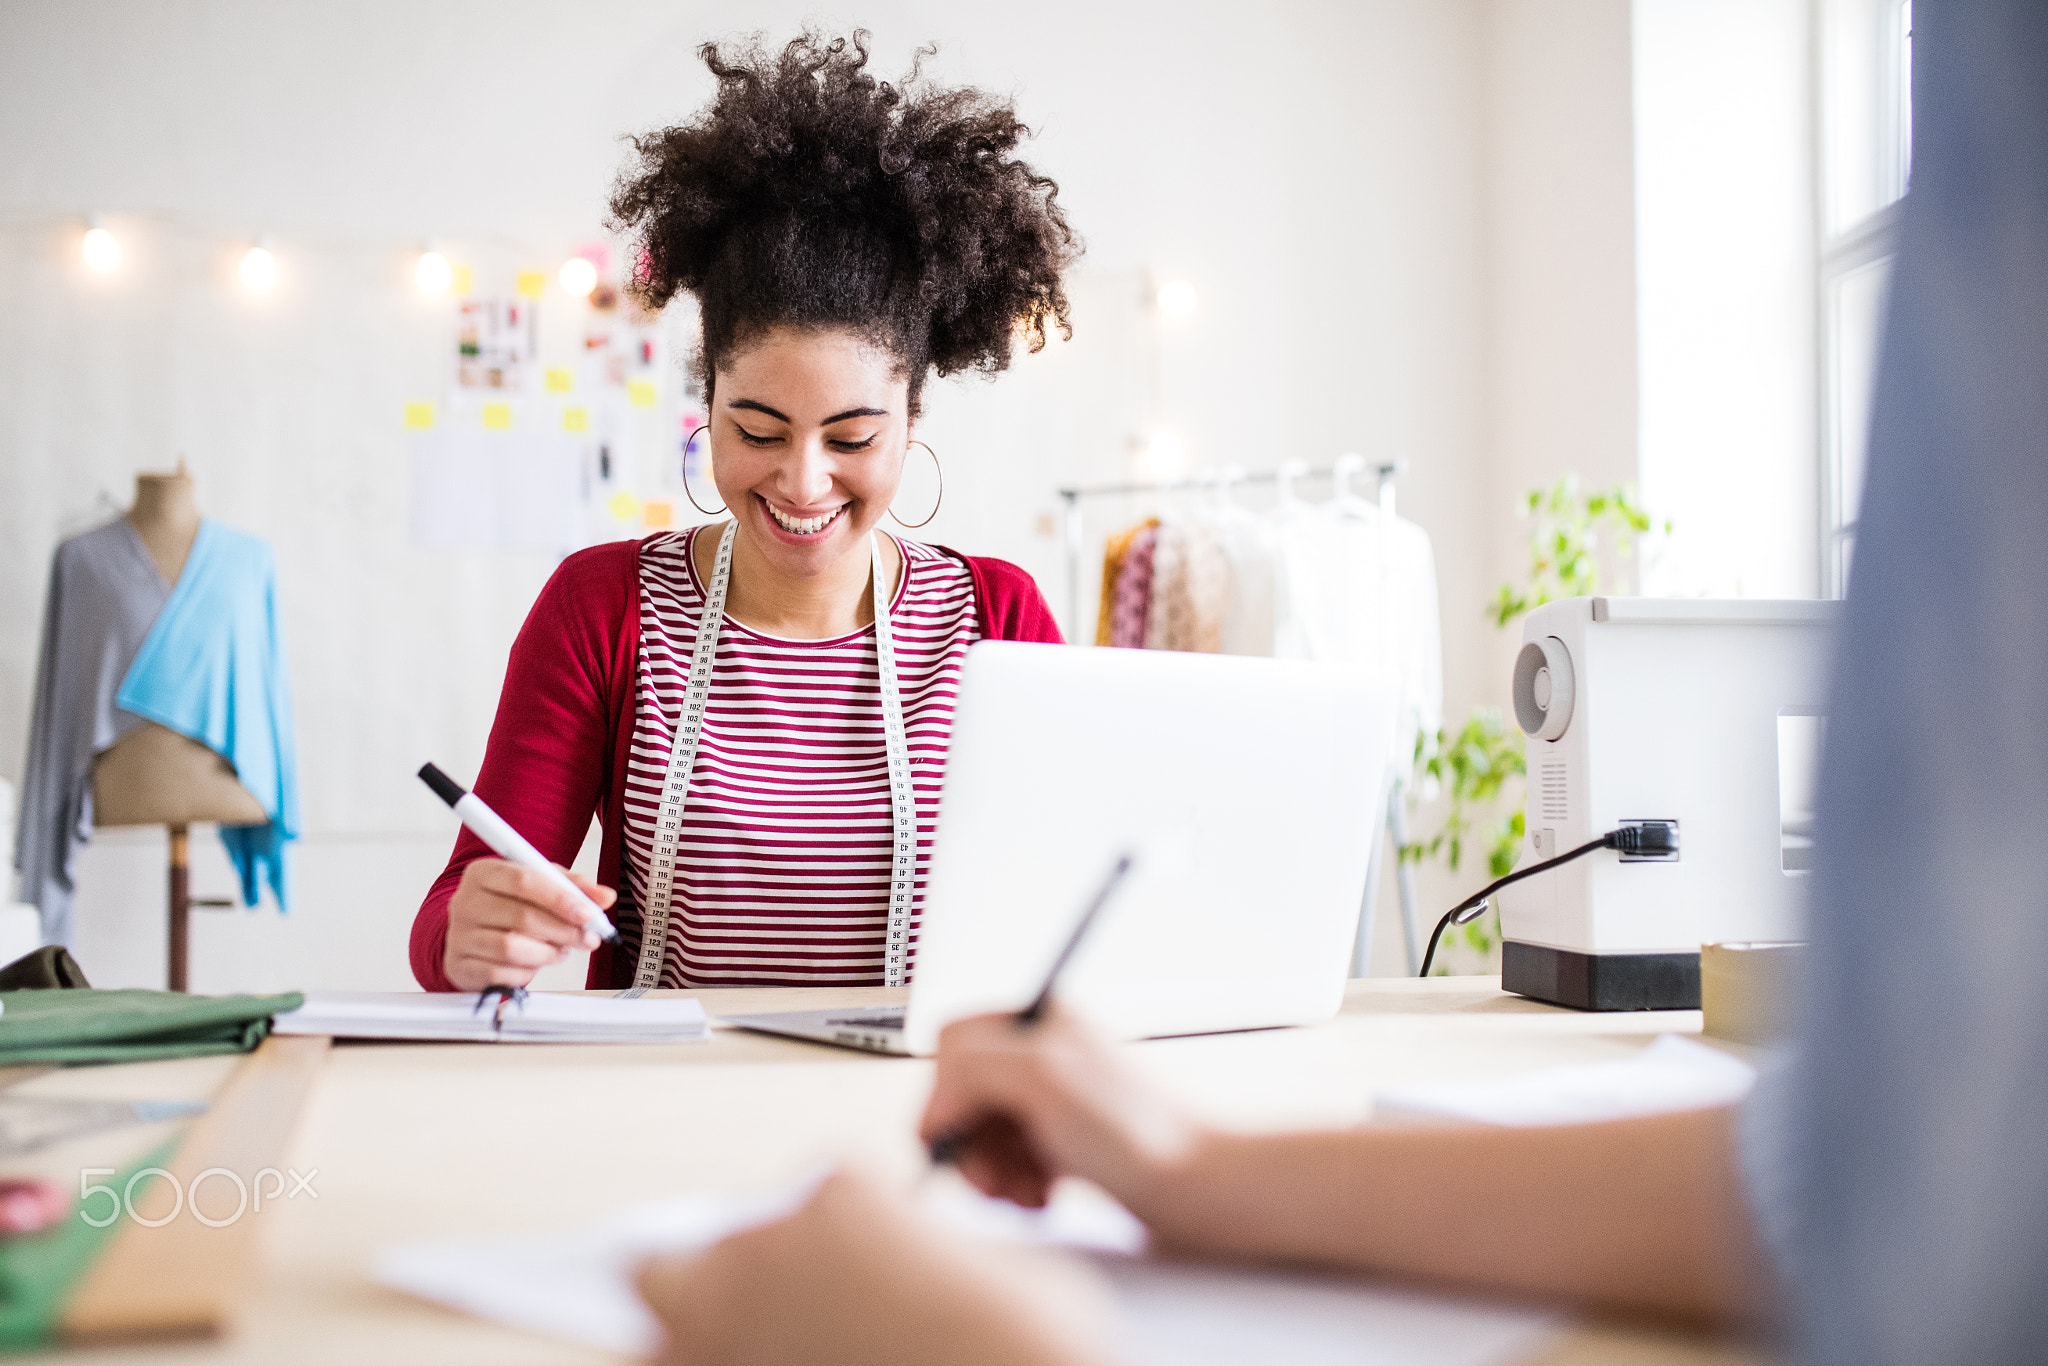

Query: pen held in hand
<box><xmin>925</xmin><ymin>850</ymin><xmax>1135</xmax><ymax>1169</ymax></box>
<box><xmin>418</xmin><ymin>762</ymin><xmax>621</xmax><ymax>947</ymax></box>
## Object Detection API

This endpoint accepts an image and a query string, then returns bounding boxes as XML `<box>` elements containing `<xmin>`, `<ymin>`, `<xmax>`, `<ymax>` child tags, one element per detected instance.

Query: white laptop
<box><xmin>722</xmin><ymin>641</ymin><xmax>1394</xmax><ymax>1056</ymax></box>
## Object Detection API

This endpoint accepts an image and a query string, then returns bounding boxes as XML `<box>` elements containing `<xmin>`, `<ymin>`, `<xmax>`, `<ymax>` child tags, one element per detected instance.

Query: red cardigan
<box><xmin>410</xmin><ymin>537</ymin><xmax>1064</xmax><ymax>991</ymax></box>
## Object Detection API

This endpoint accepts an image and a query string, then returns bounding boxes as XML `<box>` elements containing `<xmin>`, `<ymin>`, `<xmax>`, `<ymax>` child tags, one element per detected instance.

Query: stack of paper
<box><xmin>375</xmin><ymin>1180</ymin><xmax>1561</xmax><ymax>1366</ymax></box>
<box><xmin>272</xmin><ymin>992</ymin><xmax>708</xmax><ymax>1044</ymax></box>
<box><xmin>1372</xmin><ymin>1034</ymin><xmax>1757</xmax><ymax>1127</ymax></box>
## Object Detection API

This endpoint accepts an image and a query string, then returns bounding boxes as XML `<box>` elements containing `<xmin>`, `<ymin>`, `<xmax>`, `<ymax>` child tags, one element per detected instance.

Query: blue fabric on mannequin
<box><xmin>116</xmin><ymin>521</ymin><xmax>299</xmax><ymax>911</ymax></box>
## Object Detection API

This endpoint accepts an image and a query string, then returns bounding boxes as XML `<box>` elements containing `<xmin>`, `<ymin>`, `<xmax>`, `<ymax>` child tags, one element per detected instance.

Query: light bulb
<box><xmin>415</xmin><ymin>251</ymin><xmax>453</xmax><ymax>294</ymax></box>
<box><xmin>82</xmin><ymin>226</ymin><xmax>121</xmax><ymax>272</ymax></box>
<box><xmin>1156</xmin><ymin>280</ymin><xmax>1198</xmax><ymax>318</ymax></box>
<box><xmin>239</xmin><ymin>242</ymin><xmax>277</xmax><ymax>291</ymax></box>
<box><xmin>559</xmin><ymin>257</ymin><xmax>598</xmax><ymax>297</ymax></box>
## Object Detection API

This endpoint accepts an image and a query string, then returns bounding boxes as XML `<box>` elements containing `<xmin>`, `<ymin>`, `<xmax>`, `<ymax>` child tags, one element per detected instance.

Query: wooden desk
<box><xmin>28</xmin><ymin>978</ymin><xmax>1772</xmax><ymax>1365</ymax></box>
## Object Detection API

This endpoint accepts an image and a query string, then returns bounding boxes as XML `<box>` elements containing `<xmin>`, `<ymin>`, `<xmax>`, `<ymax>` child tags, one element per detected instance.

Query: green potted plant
<box><xmin>1405</xmin><ymin>476</ymin><xmax>1666</xmax><ymax>973</ymax></box>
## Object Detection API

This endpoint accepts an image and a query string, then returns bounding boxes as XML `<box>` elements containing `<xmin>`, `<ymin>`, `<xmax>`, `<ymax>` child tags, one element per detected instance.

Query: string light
<box><xmin>239</xmin><ymin>240</ymin><xmax>278</xmax><ymax>291</ymax></box>
<box><xmin>558</xmin><ymin>256</ymin><xmax>598</xmax><ymax>298</ymax></box>
<box><xmin>414</xmin><ymin>250</ymin><xmax>453</xmax><ymax>295</ymax></box>
<box><xmin>57</xmin><ymin>217</ymin><xmax>612</xmax><ymax>307</ymax></box>
<box><xmin>81</xmin><ymin>223</ymin><xmax>121</xmax><ymax>272</ymax></box>
<box><xmin>1156</xmin><ymin>280</ymin><xmax>1198</xmax><ymax>318</ymax></box>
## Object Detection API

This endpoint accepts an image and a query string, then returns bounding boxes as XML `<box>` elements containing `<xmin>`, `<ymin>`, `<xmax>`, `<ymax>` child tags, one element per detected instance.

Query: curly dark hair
<box><xmin>608</xmin><ymin>30</ymin><xmax>1080</xmax><ymax>414</ymax></box>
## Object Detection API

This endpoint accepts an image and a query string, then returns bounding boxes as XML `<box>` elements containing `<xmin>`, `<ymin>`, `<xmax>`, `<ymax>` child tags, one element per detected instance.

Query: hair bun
<box><xmin>609</xmin><ymin>30</ymin><xmax>1081</xmax><ymax>409</ymax></box>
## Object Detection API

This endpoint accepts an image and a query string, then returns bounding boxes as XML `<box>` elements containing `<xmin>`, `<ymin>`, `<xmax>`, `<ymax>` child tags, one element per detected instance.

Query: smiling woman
<box><xmin>409</xmin><ymin>31</ymin><xmax>1078</xmax><ymax>994</ymax></box>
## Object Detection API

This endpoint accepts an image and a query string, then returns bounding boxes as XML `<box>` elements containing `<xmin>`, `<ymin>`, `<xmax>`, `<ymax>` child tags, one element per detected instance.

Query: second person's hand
<box><xmin>918</xmin><ymin>1004</ymin><xmax>1202</xmax><ymax>1214</ymax></box>
<box><xmin>636</xmin><ymin>1167</ymin><xmax>1120</xmax><ymax>1366</ymax></box>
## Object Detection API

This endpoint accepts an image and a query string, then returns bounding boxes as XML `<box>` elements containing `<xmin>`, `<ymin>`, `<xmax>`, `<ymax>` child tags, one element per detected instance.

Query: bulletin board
<box><xmin>407</xmin><ymin>263</ymin><xmax>711</xmax><ymax>557</ymax></box>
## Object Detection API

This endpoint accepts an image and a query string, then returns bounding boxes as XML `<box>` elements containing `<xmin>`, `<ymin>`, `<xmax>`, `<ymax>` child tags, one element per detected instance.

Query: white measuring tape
<box><xmin>624</xmin><ymin>521</ymin><xmax>918</xmax><ymax>994</ymax></box>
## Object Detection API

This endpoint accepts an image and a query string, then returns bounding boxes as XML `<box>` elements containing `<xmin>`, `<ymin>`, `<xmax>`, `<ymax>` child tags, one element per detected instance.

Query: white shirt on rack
<box><xmin>1269</xmin><ymin>496</ymin><xmax>1444</xmax><ymax>779</ymax></box>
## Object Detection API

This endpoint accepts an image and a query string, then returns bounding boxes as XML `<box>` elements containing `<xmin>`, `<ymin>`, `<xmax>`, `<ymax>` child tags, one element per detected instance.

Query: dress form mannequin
<box><xmin>91</xmin><ymin>464</ymin><xmax>265</xmax><ymax>989</ymax></box>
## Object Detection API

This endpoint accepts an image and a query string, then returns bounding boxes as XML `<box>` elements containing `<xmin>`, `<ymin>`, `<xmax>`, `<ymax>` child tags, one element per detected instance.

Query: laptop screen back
<box><xmin>904</xmin><ymin>642</ymin><xmax>1394</xmax><ymax>1055</ymax></box>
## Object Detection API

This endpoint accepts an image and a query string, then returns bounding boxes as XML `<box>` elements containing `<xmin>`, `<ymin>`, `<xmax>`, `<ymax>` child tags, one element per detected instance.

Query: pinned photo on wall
<box><xmin>681</xmin><ymin>411</ymin><xmax>711</xmax><ymax>489</ymax></box>
<box><xmin>456</xmin><ymin>298</ymin><xmax>535</xmax><ymax>391</ymax></box>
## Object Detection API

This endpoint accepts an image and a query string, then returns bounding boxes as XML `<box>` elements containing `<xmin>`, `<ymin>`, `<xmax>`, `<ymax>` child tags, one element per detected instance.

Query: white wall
<box><xmin>0</xmin><ymin>0</ymin><xmax>1496</xmax><ymax>987</ymax></box>
<box><xmin>1478</xmin><ymin>0</ymin><xmax>1644</xmax><ymax>686</ymax></box>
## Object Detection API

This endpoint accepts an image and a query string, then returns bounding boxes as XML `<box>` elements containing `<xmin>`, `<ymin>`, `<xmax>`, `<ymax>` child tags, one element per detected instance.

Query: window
<box><xmin>1817</xmin><ymin>0</ymin><xmax>1912</xmax><ymax>596</ymax></box>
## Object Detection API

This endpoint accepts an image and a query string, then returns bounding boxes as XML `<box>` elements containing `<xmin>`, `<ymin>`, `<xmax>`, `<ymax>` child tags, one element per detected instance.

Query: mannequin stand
<box><xmin>162</xmin><ymin>825</ymin><xmax>233</xmax><ymax>992</ymax></box>
<box><xmin>168</xmin><ymin>825</ymin><xmax>190</xmax><ymax>994</ymax></box>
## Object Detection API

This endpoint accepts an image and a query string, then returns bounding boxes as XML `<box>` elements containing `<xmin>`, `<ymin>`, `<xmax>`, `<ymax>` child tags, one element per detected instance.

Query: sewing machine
<box><xmin>1497</xmin><ymin>597</ymin><xmax>1836</xmax><ymax>1010</ymax></box>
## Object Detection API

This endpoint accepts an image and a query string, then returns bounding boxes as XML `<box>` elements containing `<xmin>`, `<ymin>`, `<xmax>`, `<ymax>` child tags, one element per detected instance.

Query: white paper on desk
<box><xmin>375</xmin><ymin>1182</ymin><xmax>1560</xmax><ymax>1366</ymax></box>
<box><xmin>273</xmin><ymin>991</ymin><xmax>708</xmax><ymax>1043</ymax></box>
<box><xmin>1373</xmin><ymin>1034</ymin><xmax>1756</xmax><ymax>1127</ymax></box>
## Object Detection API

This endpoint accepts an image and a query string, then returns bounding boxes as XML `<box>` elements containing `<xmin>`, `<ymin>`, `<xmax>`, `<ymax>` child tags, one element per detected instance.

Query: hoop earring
<box><xmin>680</xmin><ymin>424</ymin><xmax>726</xmax><ymax>516</ymax></box>
<box><xmin>888</xmin><ymin>440</ymin><xmax>944</xmax><ymax>529</ymax></box>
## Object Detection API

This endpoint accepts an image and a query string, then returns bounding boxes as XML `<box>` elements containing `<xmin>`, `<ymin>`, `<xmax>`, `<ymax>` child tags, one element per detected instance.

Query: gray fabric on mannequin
<box><xmin>15</xmin><ymin>520</ymin><xmax>170</xmax><ymax>946</ymax></box>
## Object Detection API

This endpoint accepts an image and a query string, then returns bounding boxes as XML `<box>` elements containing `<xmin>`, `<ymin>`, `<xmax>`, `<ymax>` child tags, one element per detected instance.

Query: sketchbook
<box><xmin>270</xmin><ymin>991</ymin><xmax>709</xmax><ymax>1044</ymax></box>
<box><xmin>375</xmin><ymin>1178</ymin><xmax>1561</xmax><ymax>1366</ymax></box>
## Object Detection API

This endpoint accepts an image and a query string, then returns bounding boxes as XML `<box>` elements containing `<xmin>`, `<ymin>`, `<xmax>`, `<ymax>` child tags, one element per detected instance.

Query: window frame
<box><xmin>1814</xmin><ymin>0</ymin><xmax>1911</xmax><ymax>598</ymax></box>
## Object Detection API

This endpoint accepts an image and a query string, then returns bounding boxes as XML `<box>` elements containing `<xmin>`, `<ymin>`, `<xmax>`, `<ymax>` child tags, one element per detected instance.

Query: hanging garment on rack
<box><xmin>1211</xmin><ymin>504</ymin><xmax>1282</xmax><ymax>657</ymax></box>
<box><xmin>1094</xmin><ymin>519</ymin><xmax>1154</xmax><ymax>646</ymax></box>
<box><xmin>1146</xmin><ymin>518</ymin><xmax>1229</xmax><ymax>653</ymax></box>
<box><xmin>1108</xmin><ymin>523</ymin><xmax>1160</xmax><ymax>648</ymax></box>
<box><xmin>15</xmin><ymin>521</ymin><xmax>175</xmax><ymax>947</ymax></box>
<box><xmin>117</xmin><ymin>522</ymin><xmax>299</xmax><ymax>912</ymax></box>
<box><xmin>1272</xmin><ymin>503</ymin><xmax>1443</xmax><ymax>772</ymax></box>
<box><xmin>1142</xmin><ymin>522</ymin><xmax>1182</xmax><ymax>651</ymax></box>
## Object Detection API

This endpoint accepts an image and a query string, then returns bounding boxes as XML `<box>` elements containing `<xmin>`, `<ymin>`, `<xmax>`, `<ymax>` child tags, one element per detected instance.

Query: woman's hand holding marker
<box><xmin>443</xmin><ymin>858</ymin><xmax>612</xmax><ymax>992</ymax></box>
<box><xmin>418</xmin><ymin>762</ymin><xmax>619</xmax><ymax>992</ymax></box>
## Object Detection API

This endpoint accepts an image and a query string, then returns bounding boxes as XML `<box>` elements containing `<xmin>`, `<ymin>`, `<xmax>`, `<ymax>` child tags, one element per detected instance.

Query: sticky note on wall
<box><xmin>516</xmin><ymin>270</ymin><xmax>546</xmax><ymax>299</ymax></box>
<box><xmin>545</xmin><ymin>367</ymin><xmax>573</xmax><ymax>393</ymax></box>
<box><xmin>563</xmin><ymin>407</ymin><xmax>589</xmax><ymax>433</ymax></box>
<box><xmin>482</xmin><ymin>403</ymin><xmax>512</xmax><ymax>429</ymax></box>
<box><xmin>642</xmin><ymin>499</ymin><xmax>675</xmax><ymax>530</ymax></box>
<box><xmin>453</xmin><ymin>264</ymin><xmax>474</xmax><ymax>295</ymax></box>
<box><xmin>607</xmin><ymin>491</ymin><xmax>641</xmax><ymax>522</ymax></box>
<box><xmin>403</xmin><ymin>401</ymin><xmax>436</xmax><ymax>429</ymax></box>
<box><xmin>628</xmin><ymin>379</ymin><xmax>658</xmax><ymax>408</ymax></box>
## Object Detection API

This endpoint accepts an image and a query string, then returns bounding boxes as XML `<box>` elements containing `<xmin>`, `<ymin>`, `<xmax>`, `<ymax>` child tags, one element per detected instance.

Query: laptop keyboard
<box><xmin>828</xmin><ymin>1014</ymin><xmax>906</xmax><ymax>1030</ymax></box>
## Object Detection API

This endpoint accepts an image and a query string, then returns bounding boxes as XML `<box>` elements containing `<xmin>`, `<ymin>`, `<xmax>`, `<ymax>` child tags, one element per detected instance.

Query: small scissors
<box><xmin>472</xmin><ymin>984</ymin><xmax>528</xmax><ymax>1035</ymax></box>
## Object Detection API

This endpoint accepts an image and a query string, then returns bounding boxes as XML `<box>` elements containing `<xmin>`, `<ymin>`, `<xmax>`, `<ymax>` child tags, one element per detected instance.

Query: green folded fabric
<box><xmin>0</xmin><ymin>1138</ymin><xmax>181</xmax><ymax>1351</ymax></box>
<box><xmin>0</xmin><ymin>989</ymin><xmax>303</xmax><ymax>1066</ymax></box>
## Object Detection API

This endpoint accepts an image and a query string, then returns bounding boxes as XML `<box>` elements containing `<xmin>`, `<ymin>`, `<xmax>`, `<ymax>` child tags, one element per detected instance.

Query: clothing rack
<box><xmin>1054</xmin><ymin>456</ymin><xmax>1426</xmax><ymax>977</ymax></box>
<box><xmin>1056</xmin><ymin>457</ymin><xmax>1408</xmax><ymax>635</ymax></box>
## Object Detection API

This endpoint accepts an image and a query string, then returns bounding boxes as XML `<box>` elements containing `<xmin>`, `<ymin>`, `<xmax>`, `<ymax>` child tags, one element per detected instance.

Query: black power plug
<box><xmin>1611</xmin><ymin>820</ymin><xmax>1680</xmax><ymax>860</ymax></box>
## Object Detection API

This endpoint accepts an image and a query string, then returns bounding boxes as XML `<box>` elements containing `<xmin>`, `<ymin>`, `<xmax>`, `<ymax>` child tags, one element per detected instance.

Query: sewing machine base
<box><xmin>1501</xmin><ymin>940</ymin><xmax>1702</xmax><ymax>1012</ymax></box>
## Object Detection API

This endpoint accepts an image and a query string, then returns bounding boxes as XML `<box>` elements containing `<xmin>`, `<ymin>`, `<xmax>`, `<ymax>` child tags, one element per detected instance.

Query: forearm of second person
<box><xmin>1121</xmin><ymin>1106</ymin><xmax>1767</xmax><ymax>1324</ymax></box>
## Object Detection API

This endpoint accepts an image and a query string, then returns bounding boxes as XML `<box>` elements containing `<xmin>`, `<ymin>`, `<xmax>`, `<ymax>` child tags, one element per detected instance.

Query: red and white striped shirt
<box><xmin>617</xmin><ymin>526</ymin><xmax>980</xmax><ymax>987</ymax></box>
